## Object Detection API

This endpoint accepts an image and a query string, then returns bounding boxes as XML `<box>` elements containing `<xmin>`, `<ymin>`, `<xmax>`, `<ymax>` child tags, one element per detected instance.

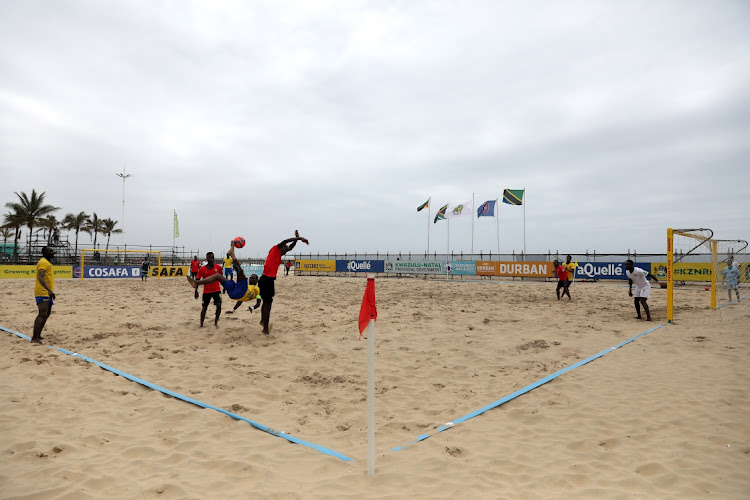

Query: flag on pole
<box><xmin>447</xmin><ymin>200</ymin><xmax>472</xmax><ymax>218</ymax></box>
<box><xmin>502</xmin><ymin>189</ymin><xmax>524</xmax><ymax>205</ymax></box>
<box><xmin>416</xmin><ymin>198</ymin><xmax>430</xmax><ymax>212</ymax></box>
<box><xmin>477</xmin><ymin>200</ymin><xmax>496</xmax><ymax>218</ymax></box>
<box><xmin>434</xmin><ymin>203</ymin><xmax>448</xmax><ymax>223</ymax></box>
<box><xmin>173</xmin><ymin>210</ymin><xmax>180</xmax><ymax>238</ymax></box>
<box><xmin>358</xmin><ymin>277</ymin><xmax>377</xmax><ymax>339</ymax></box>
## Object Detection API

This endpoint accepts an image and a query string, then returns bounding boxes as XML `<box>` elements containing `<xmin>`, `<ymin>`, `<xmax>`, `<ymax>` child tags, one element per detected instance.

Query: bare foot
<box><xmin>262</xmin><ymin>329</ymin><xmax>269</xmax><ymax>335</ymax></box>
<box><xmin>31</xmin><ymin>338</ymin><xmax>42</xmax><ymax>344</ymax></box>
<box><xmin>646</xmin><ymin>317</ymin><xmax>652</xmax><ymax>321</ymax></box>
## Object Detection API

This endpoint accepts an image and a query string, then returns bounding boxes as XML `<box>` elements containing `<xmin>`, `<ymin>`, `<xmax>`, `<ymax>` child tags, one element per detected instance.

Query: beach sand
<box><xmin>1</xmin><ymin>275</ymin><xmax>748</xmax><ymax>499</ymax></box>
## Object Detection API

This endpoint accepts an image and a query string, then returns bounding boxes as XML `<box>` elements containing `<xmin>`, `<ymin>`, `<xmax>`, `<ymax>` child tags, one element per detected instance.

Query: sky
<box><xmin>2</xmin><ymin>0</ymin><xmax>749</xmax><ymax>258</ymax></box>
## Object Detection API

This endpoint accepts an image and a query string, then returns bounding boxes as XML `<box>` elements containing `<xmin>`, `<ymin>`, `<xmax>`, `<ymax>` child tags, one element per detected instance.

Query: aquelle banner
<box><xmin>574</xmin><ymin>262</ymin><xmax>652</xmax><ymax>281</ymax></box>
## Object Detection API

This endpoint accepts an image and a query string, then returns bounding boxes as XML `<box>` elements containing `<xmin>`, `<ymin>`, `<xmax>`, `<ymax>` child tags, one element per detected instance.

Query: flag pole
<box><xmin>523</xmin><ymin>187</ymin><xmax>526</xmax><ymax>257</ymax></box>
<box><xmin>426</xmin><ymin>197</ymin><xmax>430</xmax><ymax>256</ymax></box>
<box><xmin>366</xmin><ymin>274</ymin><xmax>376</xmax><ymax>475</ymax></box>
<box><xmin>495</xmin><ymin>198</ymin><xmax>500</xmax><ymax>255</ymax></box>
<box><xmin>471</xmin><ymin>193</ymin><xmax>475</xmax><ymax>256</ymax></box>
<box><xmin>447</xmin><ymin>217</ymin><xmax>450</xmax><ymax>257</ymax></box>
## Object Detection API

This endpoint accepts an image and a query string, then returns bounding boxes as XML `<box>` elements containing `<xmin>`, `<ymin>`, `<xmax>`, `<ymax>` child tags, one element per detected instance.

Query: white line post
<box><xmin>366</xmin><ymin>273</ymin><xmax>376</xmax><ymax>475</ymax></box>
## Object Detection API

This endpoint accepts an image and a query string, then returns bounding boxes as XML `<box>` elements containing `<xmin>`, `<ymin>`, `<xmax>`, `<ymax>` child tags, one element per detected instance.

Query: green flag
<box><xmin>173</xmin><ymin>210</ymin><xmax>179</xmax><ymax>238</ymax></box>
<box><xmin>417</xmin><ymin>198</ymin><xmax>430</xmax><ymax>212</ymax></box>
<box><xmin>502</xmin><ymin>189</ymin><xmax>524</xmax><ymax>206</ymax></box>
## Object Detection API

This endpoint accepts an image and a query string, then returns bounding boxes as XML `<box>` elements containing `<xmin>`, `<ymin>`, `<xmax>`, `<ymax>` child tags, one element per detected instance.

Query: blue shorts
<box><xmin>224</xmin><ymin>267</ymin><xmax>234</xmax><ymax>277</ymax></box>
<box><xmin>36</xmin><ymin>296</ymin><xmax>54</xmax><ymax>307</ymax></box>
<box><xmin>223</xmin><ymin>277</ymin><xmax>248</xmax><ymax>300</ymax></box>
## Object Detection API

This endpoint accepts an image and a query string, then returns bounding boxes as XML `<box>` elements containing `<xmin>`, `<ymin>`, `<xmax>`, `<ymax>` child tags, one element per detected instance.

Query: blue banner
<box><xmin>84</xmin><ymin>266</ymin><xmax>141</xmax><ymax>279</ymax></box>
<box><xmin>447</xmin><ymin>260</ymin><xmax>476</xmax><ymax>275</ymax></box>
<box><xmin>335</xmin><ymin>260</ymin><xmax>385</xmax><ymax>273</ymax></box>
<box><xmin>575</xmin><ymin>262</ymin><xmax>651</xmax><ymax>280</ymax></box>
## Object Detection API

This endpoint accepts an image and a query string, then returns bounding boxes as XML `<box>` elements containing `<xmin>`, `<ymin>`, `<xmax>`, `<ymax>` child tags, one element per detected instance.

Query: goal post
<box><xmin>666</xmin><ymin>228</ymin><xmax>716</xmax><ymax>324</ymax></box>
<box><xmin>80</xmin><ymin>248</ymin><xmax>162</xmax><ymax>279</ymax></box>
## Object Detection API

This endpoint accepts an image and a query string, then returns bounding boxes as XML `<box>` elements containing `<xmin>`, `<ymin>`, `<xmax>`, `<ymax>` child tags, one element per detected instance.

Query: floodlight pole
<box><xmin>116</xmin><ymin>165</ymin><xmax>132</xmax><ymax>249</ymax></box>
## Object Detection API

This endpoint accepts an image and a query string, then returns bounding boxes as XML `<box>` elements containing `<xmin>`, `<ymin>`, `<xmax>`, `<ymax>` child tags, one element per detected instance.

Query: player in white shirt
<box><xmin>625</xmin><ymin>259</ymin><xmax>661</xmax><ymax>321</ymax></box>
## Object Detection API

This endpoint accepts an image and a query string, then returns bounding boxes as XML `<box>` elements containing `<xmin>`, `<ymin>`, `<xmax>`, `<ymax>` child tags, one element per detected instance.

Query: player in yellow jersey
<box><xmin>226</xmin><ymin>280</ymin><xmax>262</xmax><ymax>314</ymax></box>
<box><xmin>33</xmin><ymin>246</ymin><xmax>56</xmax><ymax>344</ymax></box>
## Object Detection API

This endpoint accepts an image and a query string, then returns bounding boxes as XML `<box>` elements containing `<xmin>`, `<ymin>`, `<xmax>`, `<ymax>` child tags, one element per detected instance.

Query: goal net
<box><xmin>80</xmin><ymin>249</ymin><xmax>161</xmax><ymax>279</ymax></box>
<box><xmin>666</xmin><ymin>229</ymin><xmax>748</xmax><ymax>323</ymax></box>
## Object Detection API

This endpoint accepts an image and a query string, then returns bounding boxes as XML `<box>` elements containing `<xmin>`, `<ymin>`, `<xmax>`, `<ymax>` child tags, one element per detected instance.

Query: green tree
<box><xmin>102</xmin><ymin>218</ymin><xmax>122</xmax><ymax>251</ymax></box>
<box><xmin>1</xmin><ymin>209</ymin><xmax>24</xmax><ymax>260</ymax></box>
<box><xmin>84</xmin><ymin>212</ymin><xmax>105</xmax><ymax>250</ymax></box>
<box><xmin>62</xmin><ymin>211</ymin><xmax>90</xmax><ymax>259</ymax></box>
<box><xmin>39</xmin><ymin>214</ymin><xmax>60</xmax><ymax>244</ymax></box>
<box><xmin>4</xmin><ymin>190</ymin><xmax>58</xmax><ymax>259</ymax></box>
<box><xmin>0</xmin><ymin>227</ymin><xmax>13</xmax><ymax>259</ymax></box>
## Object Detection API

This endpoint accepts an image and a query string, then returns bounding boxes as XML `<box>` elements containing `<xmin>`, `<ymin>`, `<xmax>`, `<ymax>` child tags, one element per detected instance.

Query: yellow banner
<box><xmin>295</xmin><ymin>260</ymin><xmax>336</xmax><ymax>272</ymax></box>
<box><xmin>150</xmin><ymin>266</ymin><xmax>189</xmax><ymax>278</ymax></box>
<box><xmin>653</xmin><ymin>262</ymin><xmax>713</xmax><ymax>281</ymax></box>
<box><xmin>0</xmin><ymin>265</ymin><xmax>74</xmax><ymax>279</ymax></box>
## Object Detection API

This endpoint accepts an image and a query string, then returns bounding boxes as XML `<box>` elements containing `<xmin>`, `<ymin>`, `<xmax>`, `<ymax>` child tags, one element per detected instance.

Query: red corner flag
<box><xmin>358</xmin><ymin>277</ymin><xmax>377</xmax><ymax>339</ymax></box>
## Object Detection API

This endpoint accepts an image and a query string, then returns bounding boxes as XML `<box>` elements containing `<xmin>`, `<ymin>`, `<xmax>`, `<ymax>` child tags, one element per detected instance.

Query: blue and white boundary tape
<box><xmin>715</xmin><ymin>291</ymin><xmax>749</xmax><ymax>310</ymax></box>
<box><xmin>390</xmin><ymin>322</ymin><xmax>667</xmax><ymax>452</ymax></box>
<box><xmin>0</xmin><ymin>325</ymin><xmax>353</xmax><ymax>462</ymax></box>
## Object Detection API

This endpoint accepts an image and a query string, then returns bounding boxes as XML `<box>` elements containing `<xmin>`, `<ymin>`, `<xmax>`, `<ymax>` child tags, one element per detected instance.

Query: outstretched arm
<box><xmin>277</xmin><ymin>230</ymin><xmax>309</xmax><ymax>254</ymax></box>
<box><xmin>646</xmin><ymin>272</ymin><xmax>660</xmax><ymax>283</ymax></box>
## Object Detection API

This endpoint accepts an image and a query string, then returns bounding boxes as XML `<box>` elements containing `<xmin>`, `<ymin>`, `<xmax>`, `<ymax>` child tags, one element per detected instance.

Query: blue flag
<box><xmin>477</xmin><ymin>200</ymin><xmax>496</xmax><ymax>218</ymax></box>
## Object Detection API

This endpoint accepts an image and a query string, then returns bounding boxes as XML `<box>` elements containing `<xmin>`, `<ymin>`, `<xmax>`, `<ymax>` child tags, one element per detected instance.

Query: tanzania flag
<box><xmin>417</xmin><ymin>198</ymin><xmax>430</xmax><ymax>212</ymax></box>
<box><xmin>502</xmin><ymin>189</ymin><xmax>524</xmax><ymax>206</ymax></box>
<box><xmin>434</xmin><ymin>203</ymin><xmax>448</xmax><ymax>223</ymax></box>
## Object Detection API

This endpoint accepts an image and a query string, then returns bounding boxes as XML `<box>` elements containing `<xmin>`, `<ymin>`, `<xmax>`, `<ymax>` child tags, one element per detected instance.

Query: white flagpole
<box><xmin>367</xmin><ymin>314</ymin><xmax>375</xmax><ymax>475</ymax></box>
<box><xmin>495</xmin><ymin>198</ymin><xmax>500</xmax><ymax>255</ymax></box>
<box><xmin>426</xmin><ymin>197</ymin><xmax>430</xmax><ymax>256</ymax></box>
<box><xmin>523</xmin><ymin>187</ymin><xmax>526</xmax><ymax>256</ymax></box>
<box><xmin>471</xmin><ymin>193</ymin><xmax>475</xmax><ymax>256</ymax></box>
<box><xmin>447</xmin><ymin>217</ymin><xmax>450</xmax><ymax>257</ymax></box>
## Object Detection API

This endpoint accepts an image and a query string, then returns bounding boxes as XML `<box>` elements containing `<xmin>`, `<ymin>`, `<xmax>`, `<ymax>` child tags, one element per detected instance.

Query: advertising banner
<box><xmin>574</xmin><ymin>262</ymin><xmax>651</xmax><ymax>281</ymax></box>
<box><xmin>0</xmin><ymin>265</ymin><xmax>74</xmax><ymax>279</ymax></box>
<box><xmin>652</xmin><ymin>262</ymin><xmax>711</xmax><ymax>282</ymax></box>
<box><xmin>149</xmin><ymin>266</ymin><xmax>189</xmax><ymax>278</ymax></box>
<box><xmin>475</xmin><ymin>261</ymin><xmax>498</xmax><ymax>276</ymax></box>
<box><xmin>495</xmin><ymin>262</ymin><xmax>554</xmax><ymax>278</ymax></box>
<box><xmin>85</xmin><ymin>266</ymin><xmax>141</xmax><ymax>279</ymax></box>
<box><xmin>447</xmin><ymin>260</ymin><xmax>476</xmax><ymax>275</ymax></box>
<box><xmin>295</xmin><ymin>260</ymin><xmax>336</xmax><ymax>272</ymax></box>
<box><xmin>385</xmin><ymin>261</ymin><xmax>444</xmax><ymax>274</ymax></box>
<box><xmin>336</xmin><ymin>260</ymin><xmax>386</xmax><ymax>273</ymax></box>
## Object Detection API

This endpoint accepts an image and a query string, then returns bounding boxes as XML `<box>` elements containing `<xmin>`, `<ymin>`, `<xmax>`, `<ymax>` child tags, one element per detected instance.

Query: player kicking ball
<box><xmin>188</xmin><ymin>239</ymin><xmax>258</xmax><ymax>305</ymax></box>
<box><xmin>625</xmin><ymin>259</ymin><xmax>661</xmax><ymax>321</ymax></box>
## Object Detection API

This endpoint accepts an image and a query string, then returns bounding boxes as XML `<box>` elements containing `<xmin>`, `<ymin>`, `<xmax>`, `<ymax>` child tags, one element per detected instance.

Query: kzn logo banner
<box><xmin>149</xmin><ymin>266</ymin><xmax>189</xmax><ymax>277</ymax></box>
<box><xmin>295</xmin><ymin>260</ymin><xmax>336</xmax><ymax>272</ymax></box>
<box><xmin>85</xmin><ymin>266</ymin><xmax>141</xmax><ymax>278</ymax></box>
<box><xmin>385</xmin><ymin>261</ymin><xmax>444</xmax><ymax>274</ymax></box>
<box><xmin>336</xmin><ymin>260</ymin><xmax>386</xmax><ymax>273</ymax></box>
<box><xmin>0</xmin><ymin>265</ymin><xmax>74</xmax><ymax>279</ymax></box>
<box><xmin>575</xmin><ymin>262</ymin><xmax>651</xmax><ymax>280</ymax></box>
<box><xmin>652</xmin><ymin>263</ymin><xmax>711</xmax><ymax>281</ymax></box>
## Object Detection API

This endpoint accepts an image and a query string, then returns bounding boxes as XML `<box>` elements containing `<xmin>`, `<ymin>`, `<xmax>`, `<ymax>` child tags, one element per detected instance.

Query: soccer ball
<box><xmin>233</xmin><ymin>236</ymin><xmax>246</xmax><ymax>248</ymax></box>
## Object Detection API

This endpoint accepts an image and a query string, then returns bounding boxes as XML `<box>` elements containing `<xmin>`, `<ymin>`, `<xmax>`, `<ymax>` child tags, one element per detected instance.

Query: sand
<box><xmin>1</xmin><ymin>274</ymin><xmax>748</xmax><ymax>499</ymax></box>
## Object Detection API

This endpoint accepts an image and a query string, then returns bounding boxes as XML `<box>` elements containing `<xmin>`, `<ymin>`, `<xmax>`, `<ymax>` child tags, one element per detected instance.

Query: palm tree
<box><xmin>2</xmin><ymin>209</ymin><xmax>24</xmax><ymax>260</ymax></box>
<box><xmin>84</xmin><ymin>212</ymin><xmax>105</xmax><ymax>250</ymax></box>
<box><xmin>4</xmin><ymin>189</ymin><xmax>59</xmax><ymax>259</ymax></box>
<box><xmin>39</xmin><ymin>215</ymin><xmax>60</xmax><ymax>244</ymax></box>
<box><xmin>62</xmin><ymin>211</ymin><xmax>90</xmax><ymax>259</ymax></box>
<box><xmin>101</xmin><ymin>218</ymin><xmax>122</xmax><ymax>251</ymax></box>
<box><xmin>0</xmin><ymin>227</ymin><xmax>12</xmax><ymax>260</ymax></box>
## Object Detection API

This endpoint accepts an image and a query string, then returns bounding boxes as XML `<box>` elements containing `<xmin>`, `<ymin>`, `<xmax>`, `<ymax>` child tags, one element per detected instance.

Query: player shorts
<box><xmin>556</xmin><ymin>280</ymin><xmax>568</xmax><ymax>289</ymax></box>
<box><xmin>258</xmin><ymin>275</ymin><xmax>275</xmax><ymax>305</ymax></box>
<box><xmin>224</xmin><ymin>277</ymin><xmax>249</xmax><ymax>300</ymax></box>
<box><xmin>202</xmin><ymin>291</ymin><xmax>222</xmax><ymax>307</ymax></box>
<box><xmin>224</xmin><ymin>267</ymin><xmax>234</xmax><ymax>278</ymax></box>
<box><xmin>35</xmin><ymin>296</ymin><xmax>54</xmax><ymax>307</ymax></box>
<box><xmin>633</xmin><ymin>284</ymin><xmax>651</xmax><ymax>299</ymax></box>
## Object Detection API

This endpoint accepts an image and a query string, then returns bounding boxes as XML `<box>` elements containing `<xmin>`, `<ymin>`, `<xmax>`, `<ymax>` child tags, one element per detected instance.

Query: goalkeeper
<box><xmin>721</xmin><ymin>256</ymin><xmax>741</xmax><ymax>302</ymax></box>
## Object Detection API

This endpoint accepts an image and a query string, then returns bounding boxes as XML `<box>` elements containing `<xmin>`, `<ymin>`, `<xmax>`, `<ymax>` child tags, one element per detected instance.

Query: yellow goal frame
<box><xmin>666</xmin><ymin>228</ymin><xmax>716</xmax><ymax>323</ymax></box>
<box><xmin>80</xmin><ymin>249</ymin><xmax>162</xmax><ymax>280</ymax></box>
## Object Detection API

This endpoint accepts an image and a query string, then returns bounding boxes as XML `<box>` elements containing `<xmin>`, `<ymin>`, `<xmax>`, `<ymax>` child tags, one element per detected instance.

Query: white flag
<box><xmin>447</xmin><ymin>200</ymin><xmax>472</xmax><ymax>218</ymax></box>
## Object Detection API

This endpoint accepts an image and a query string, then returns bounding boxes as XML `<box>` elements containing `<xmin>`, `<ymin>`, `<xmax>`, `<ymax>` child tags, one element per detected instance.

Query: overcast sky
<box><xmin>2</xmin><ymin>0</ymin><xmax>749</xmax><ymax>258</ymax></box>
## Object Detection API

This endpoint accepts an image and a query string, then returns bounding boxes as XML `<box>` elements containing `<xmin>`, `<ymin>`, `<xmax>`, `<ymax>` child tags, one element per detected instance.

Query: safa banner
<box><xmin>149</xmin><ymin>266</ymin><xmax>189</xmax><ymax>278</ymax></box>
<box><xmin>575</xmin><ymin>262</ymin><xmax>651</xmax><ymax>280</ymax></box>
<box><xmin>84</xmin><ymin>266</ymin><xmax>141</xmax><ymax>279</ymax></box>
<box><xmin>336</xmin><ymin>260</ymin><xmax>385</xmax><ymax>273</ymax></box>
